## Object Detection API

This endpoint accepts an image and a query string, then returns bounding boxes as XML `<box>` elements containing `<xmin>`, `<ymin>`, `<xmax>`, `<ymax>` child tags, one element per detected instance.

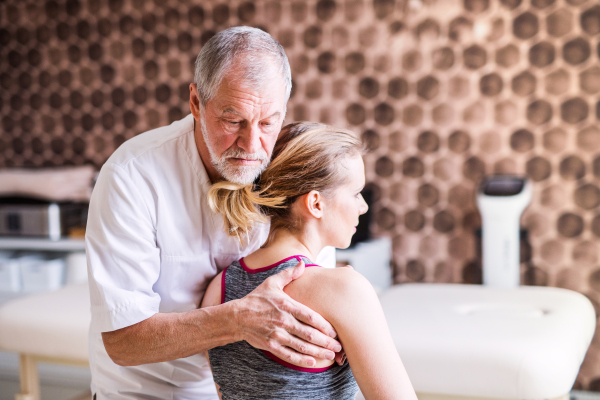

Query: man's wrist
<box><xmin>198</xmin><ymin>299</ymin><xmax>244</xmax><ymax>347</ymax></box>
<box><xmin>225</xmin><ymin>298</ymin><xmax>244</xmax><ymax>343</ymax></box>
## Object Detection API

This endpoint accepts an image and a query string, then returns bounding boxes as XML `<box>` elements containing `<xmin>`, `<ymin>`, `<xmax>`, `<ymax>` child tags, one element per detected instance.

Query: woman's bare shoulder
<box><xmin>284</xmin><ymin>267</ymin><xmax>374</xmax><ymax>321</ymax></box>
<box><xmin>295</xmin><ymin>266</ymin><xmax>370</xmax><ymax>288</ymax></box>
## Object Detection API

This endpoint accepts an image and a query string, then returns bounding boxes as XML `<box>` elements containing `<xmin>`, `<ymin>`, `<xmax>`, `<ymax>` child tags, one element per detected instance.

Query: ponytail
<box><xmin>207</xmin><ymin>181</ymin><xmax>285</xmax><ymax>243</ymax></box>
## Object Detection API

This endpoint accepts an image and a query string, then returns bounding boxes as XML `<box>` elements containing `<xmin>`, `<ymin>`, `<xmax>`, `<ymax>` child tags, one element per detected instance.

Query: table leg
<box><xmin>15</xmin><ymin>354</ymin><xmax>40</xmax><ymax>400</ymax></box>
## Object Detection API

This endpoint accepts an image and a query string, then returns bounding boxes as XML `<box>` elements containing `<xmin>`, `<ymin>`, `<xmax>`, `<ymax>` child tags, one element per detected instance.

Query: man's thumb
<box><xmin>272</xmin><ymin>260</ymin><xmax>305</xmax><ymax>288</ymax></box>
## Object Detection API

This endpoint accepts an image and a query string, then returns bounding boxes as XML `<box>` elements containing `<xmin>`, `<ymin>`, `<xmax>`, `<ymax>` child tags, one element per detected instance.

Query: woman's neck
<box><xmin>269</xmin><ymin>228</ymin><xmax>324</xmax><ymax>261</ymax></box>
<box><xmin>243</xmin><ymin>226</ymin><xmax>325</xmax><ymax>268</ymax></box>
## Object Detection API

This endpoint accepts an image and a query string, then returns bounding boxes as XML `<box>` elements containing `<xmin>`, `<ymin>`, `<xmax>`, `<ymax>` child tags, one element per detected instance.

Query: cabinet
<box><xmin>0</xmin><ymin>238</ymin><xmax>86</xmax><ymax>304</ymax></box>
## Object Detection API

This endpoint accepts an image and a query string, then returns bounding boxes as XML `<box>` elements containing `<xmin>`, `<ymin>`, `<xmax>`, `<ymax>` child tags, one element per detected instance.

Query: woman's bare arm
<box><xmin>201</xmin><ymin>271</ymin><xmax>225</xmax><ymax>308</ymax></box>
<box><xmin>284</xmin><ymin>267</ymin><xmax>417</xmax><ymax>400</ymax></box>
<box><xmin>202</xmin><ymin>271</ymin><xmax>227</xmax><ymax>400</ymax></box>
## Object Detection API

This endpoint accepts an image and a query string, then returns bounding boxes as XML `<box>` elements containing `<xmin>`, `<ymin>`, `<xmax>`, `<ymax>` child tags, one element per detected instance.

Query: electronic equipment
<box><xmin>0</xmin><ymin>197</ymin><xmax>88</xmax><ymax>240</ymax></box>
<box><xmin>476</xmin><ymin>176</ymin><xmax>532</xmax><ymax>288</ymax></box>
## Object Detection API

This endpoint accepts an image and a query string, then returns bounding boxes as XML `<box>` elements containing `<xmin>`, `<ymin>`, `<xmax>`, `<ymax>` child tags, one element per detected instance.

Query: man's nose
<box><xmin>236</xmin><ymin>124</ymin><xmax>262</xmax><ymax>154</ymax></box>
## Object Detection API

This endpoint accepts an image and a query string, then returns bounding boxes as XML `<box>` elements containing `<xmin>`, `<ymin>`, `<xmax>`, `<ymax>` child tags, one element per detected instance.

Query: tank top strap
<box><xmin>220</xmin><ymin>255</ymin><xmax>319</xmax><ymax>305</ymax></box>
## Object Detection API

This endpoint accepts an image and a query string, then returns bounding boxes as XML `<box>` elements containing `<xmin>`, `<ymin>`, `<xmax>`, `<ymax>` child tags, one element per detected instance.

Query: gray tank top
<box><xmin>208</xmin><ymin>255</ymin><xmax>359</xmax><ymax>400</ymax></box>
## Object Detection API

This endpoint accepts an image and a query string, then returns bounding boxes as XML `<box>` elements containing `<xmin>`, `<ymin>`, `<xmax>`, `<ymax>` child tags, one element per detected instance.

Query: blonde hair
<box><xmin>207</xmin><ymin>122</ymin><xmax>363</xmax><ymax>244</ymax></box>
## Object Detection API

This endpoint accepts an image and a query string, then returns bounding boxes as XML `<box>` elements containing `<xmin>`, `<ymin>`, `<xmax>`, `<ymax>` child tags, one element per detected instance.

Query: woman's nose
<box><xmin>359</xmin><ymin>194</ymin><xmax>369</xmax><ymax>214</ymax></box>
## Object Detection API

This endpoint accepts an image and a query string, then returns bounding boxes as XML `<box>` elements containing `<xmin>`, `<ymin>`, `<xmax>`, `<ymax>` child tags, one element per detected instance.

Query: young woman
<box><xmin>201</xmin><ymin>122</ymin><xmax>416</xmax><ymax>400</ymax></box>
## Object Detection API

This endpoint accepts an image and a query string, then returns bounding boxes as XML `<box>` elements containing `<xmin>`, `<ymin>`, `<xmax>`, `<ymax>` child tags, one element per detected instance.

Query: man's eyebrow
<box><xmin>220</xmin><ymin>108</ymin><xmax>242</xmax><ymax>116</ymax></box>
<box><xmin>220</xmin><ymin>109</ymin><xmax>282</xmax><ymax>120</ymax></box>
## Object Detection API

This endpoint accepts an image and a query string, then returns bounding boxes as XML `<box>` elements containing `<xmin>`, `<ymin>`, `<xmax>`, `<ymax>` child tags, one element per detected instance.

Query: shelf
<box><xmin>0</xmin><ymin>238</ymin><xmax>85</xmax><ymax>251</ymax></box>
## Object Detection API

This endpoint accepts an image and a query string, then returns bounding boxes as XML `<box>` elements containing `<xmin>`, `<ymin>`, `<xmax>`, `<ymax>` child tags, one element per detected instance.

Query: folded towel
<box><xmin>0</xmin><ymin>166</ymin><xmax>95</xmax><ymax>202</ymax></box>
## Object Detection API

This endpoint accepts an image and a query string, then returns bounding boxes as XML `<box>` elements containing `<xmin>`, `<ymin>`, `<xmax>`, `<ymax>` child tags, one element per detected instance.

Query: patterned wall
<box><xmin>1</xmin><ymin>0</ymin><xmax>600</xmax><ymax>390</ymax></box>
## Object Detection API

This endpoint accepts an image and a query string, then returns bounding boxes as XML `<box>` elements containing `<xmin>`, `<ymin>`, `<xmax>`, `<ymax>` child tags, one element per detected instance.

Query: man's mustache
<box><xmin>221</xmin><ymin>148</ymin><xmax>269</xmax><ymax>162</ymax></box>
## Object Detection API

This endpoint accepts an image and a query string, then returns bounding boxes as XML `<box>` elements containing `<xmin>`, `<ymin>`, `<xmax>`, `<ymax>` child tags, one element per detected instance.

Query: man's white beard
<box><xmin>200</xmin><ymin>115</ymin><xmax>269</xmax><ymax>185</ymax></box>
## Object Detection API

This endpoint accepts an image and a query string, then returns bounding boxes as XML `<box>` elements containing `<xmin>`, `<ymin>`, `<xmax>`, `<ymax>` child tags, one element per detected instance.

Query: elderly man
<box><xmin>86</xmin><ymin>27</ymin><xmax>342</xmax><ymax>399</ymax></box>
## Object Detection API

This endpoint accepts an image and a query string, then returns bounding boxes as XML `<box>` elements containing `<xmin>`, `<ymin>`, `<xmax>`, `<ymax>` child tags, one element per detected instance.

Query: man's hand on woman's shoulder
<box><xmin>201</xmin><ymin>260</ymin><xmax>343</xmax><ymax>368</ymax></box>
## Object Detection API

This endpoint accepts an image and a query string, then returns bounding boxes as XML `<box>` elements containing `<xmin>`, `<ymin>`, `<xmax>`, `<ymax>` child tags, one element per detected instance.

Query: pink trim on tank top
<box><xmin>261</xmin><ymin>350</ymin><xmax>334</xmax><ymax>373</ymax></box>
<box><xmin>220</xmin><ymin>266</ymin><xmax>228</xmax><ymax>305</ymax></box>
<box><xmin>239</xmin><ymin>255</ymin><xmax>320</xmax><ymax>273</ymax></box>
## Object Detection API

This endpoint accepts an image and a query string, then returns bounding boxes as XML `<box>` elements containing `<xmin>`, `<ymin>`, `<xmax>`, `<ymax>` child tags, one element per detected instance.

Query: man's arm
<box><xmin>102</xmin><ymin>304</ymin><xmax>236</xmax><ymax>366</ymax></box>
<box><xmin>103</xmin><ymin>261</ymin><xmax>342</xmax><ymax>367</ymax></box>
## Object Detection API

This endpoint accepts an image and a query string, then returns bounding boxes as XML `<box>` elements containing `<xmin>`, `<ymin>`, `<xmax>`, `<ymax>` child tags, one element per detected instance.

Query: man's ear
<box><xmin>303</xmin><ymin>190</ymin><xmax>324</xmax><ymax>219</ymax></box>
<box><xmin>189</xmin><ymin>83</ymin><xmax>202</xmax><ymax>120</ymax></box>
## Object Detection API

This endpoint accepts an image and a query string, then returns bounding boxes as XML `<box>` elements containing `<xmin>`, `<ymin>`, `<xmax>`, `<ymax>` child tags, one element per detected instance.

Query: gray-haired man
<box><xmin>86</xmin><ymin>27</ymin><xmax>341</xmax><ymax>399</ymax></box>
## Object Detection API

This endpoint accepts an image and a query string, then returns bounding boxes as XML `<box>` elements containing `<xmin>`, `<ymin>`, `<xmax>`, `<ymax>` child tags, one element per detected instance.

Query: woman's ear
<box><xmin>303</xmin><ymin>190</ymin><xmax>324</xmax><ymax>219</ymax></box>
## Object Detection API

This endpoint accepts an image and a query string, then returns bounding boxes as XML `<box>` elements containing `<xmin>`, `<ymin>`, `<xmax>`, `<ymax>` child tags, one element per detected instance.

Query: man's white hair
<box><xmin>194</xmin><ymin>26</ymin><xmax>292</xmax><ymax>106</ymax></box>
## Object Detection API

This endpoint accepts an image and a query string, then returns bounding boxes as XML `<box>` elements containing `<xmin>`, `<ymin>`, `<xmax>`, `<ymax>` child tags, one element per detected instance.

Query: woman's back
<box><xmin>207</xmin><ymin>255</ymin><xmax>359</xmax><ymax>400</ymax></box>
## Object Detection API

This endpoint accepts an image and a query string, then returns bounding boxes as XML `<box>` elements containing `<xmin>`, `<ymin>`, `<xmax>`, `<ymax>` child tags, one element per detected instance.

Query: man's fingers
<box><xmin>268</xmin><ymin>342</ymin><xmax>317</xmax><ymax>368</ymax></box>
<box><xmin>281</xmin><ymin>335</ymin><xmax>336</xmax><ymax>361</ymax></box>
<box><xmin>286</xmin><ymin>318</ymin><xmax>341</xmax><ymax>353</ymax></box>
<box><xmin>285</xmin><ymin>298</ymin><xmax>338</xmax><ymax>340</ymax></box>
<box><xmin>267</xmin><ymin>260</ymin><xmax>305</xmax><ymax>289</ymax></box>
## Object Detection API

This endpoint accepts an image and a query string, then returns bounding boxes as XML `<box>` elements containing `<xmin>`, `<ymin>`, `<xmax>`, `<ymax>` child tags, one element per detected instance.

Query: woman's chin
<box><xmin>333</xmin><ymin>238</ymin><xmax>354</xmax><ymax>250</ymax></box>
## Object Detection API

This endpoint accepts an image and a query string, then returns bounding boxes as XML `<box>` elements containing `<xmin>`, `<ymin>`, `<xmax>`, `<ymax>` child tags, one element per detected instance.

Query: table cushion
<box><xmin>0</xmin><ymin>283</ymin><xmax>90</xmax><ymax>361</ymax></box>
<box><xmin>380</xmin><ymin>284</ymin><xmax>595</xmax><ymax>399</ymax></box>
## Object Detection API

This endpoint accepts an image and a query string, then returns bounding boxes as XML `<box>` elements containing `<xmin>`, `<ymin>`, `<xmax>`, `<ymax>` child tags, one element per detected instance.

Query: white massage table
<box><xmin>0</xmin><ymin>282</ymin><xmax>595</xmax><ymax>400</ymax></box>
<box><xmin>380</xmin><ymin>284</ymin><xmax>595</xmax><ymax>400</ymax></box>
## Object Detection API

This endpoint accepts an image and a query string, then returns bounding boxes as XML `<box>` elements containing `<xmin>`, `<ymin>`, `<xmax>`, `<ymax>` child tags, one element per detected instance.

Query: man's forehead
<box><xmin>211</xmin><ymin>78</ymin><xmax>286</xmax><ymax>116</ymax></box>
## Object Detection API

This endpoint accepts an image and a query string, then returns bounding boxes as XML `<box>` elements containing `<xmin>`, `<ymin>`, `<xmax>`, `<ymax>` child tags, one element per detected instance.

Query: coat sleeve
<box><xmin>86</xmin><ymin>162</ymin><xmax>162</xmax><ymax>333</ymax></box>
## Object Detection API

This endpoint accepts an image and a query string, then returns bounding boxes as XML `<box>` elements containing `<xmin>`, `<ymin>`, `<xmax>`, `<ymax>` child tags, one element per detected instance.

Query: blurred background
<box><xmin>0</xmin><ymin>0</ymin><xmax>600</xmax><ymax>393</ymax></box>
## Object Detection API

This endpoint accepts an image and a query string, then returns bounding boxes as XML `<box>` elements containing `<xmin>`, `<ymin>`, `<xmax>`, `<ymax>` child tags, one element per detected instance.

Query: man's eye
<box><xmin>227</xmin><ymin>121</ymin><xmax>240</xmax><ymax>125</ymax></box>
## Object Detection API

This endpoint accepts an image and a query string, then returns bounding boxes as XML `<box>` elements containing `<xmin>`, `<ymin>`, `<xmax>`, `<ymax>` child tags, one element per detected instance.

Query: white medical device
<box><xmin>476</xmin><ymin>176</ymin><xmax>532</xmax><ymax>288</ymax></box>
